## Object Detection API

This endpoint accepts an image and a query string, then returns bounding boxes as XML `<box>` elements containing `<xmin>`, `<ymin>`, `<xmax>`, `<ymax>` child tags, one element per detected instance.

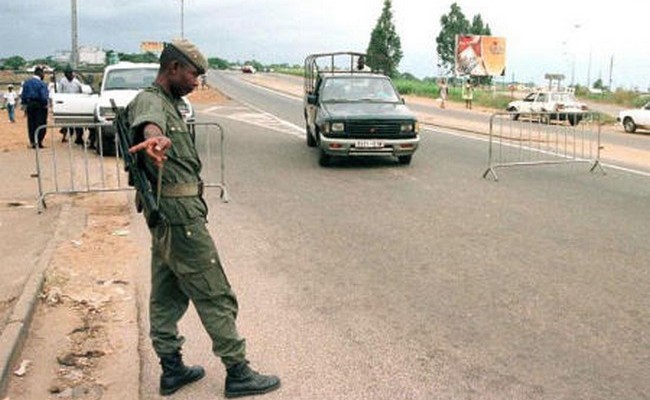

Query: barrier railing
<box><xmin>34</xmin><ymin>121</ymin><xmax>228</xmax><ymax>212</ymax></box>
<box><xmin>482</xmin><ymin>111</ymin><xmax>605</xmax><ymax>181</ymax></box>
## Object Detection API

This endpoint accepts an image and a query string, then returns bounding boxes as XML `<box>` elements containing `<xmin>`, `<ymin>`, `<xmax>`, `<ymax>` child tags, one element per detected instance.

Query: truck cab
<box><xmin>303</xmin><ymin>52</ymin><xmax>419</xmax><ymax>166</ymax></box>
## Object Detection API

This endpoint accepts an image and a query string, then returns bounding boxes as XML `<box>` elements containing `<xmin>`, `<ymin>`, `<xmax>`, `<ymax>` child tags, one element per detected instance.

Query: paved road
<box><xmin>135</xmin><ymin>72</ymin><xmax>650</xmax><ymax>399</ymax></box>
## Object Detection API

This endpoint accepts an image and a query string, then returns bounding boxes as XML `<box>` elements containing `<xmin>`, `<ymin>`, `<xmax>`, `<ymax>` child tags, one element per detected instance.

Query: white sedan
<box><xmin>618</xmin><ymin>102</ymin><xmax>650</xmax><ymax>133</ymax></box>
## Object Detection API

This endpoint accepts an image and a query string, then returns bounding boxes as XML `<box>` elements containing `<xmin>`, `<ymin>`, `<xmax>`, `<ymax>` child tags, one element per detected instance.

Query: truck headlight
<box><xmin>331</xmin><ymin>122</ymin><xmax>345</xmax><ymax>132</ymax></box>
<box><xmin>400</xmin><ymin>122</ymin><xmax>415</xmax><ymax>132</ymax></box>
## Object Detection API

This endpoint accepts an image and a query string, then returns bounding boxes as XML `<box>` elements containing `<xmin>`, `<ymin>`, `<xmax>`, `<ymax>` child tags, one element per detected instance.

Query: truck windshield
<box><xmin>104</xmin><ymin>68</ymin><xmax>158</xmax><ymax>90</ymax></box>
<box><xmin>321</xmin><ymin>77</ymin><xmax>400</xmax><ymax>103</ymax></box>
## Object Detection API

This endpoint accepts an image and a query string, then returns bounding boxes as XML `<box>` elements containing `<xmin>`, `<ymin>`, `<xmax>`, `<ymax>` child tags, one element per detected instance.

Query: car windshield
<box><xmin>320</xmin><ymin>77</ymin><xmax>400</xmax><ymax>103</ymax></box>
<box><xmin>104</xmin><ymin>68</ymin><xmax>158</xmax><ymax>90</ymax></box>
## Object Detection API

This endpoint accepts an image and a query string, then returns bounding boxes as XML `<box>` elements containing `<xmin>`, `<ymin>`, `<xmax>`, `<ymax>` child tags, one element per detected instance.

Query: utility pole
<box><xmin>180</xmin><ymin>0</ymin><xmax>185</xmax><ymax>39</ymax></box>
<box><xmin>587</xmin><ymin>50</ymin><xmax>592</xmax><ymax>89</ymax></box>
<box><xmin>608</xmin><ymin>55</ymin><xmax>614</xmax><ymax>91</ymax></box>
<box><xmin>71</xmin><ymin>0</ymin><xmax>79</xmax><ymax>68</ymax></box>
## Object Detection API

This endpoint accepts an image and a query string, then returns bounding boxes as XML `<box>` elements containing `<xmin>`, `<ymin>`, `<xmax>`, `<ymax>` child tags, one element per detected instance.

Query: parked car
<box><xmin>507</xmin><ymin>90</ymin><xmax>588</xmax><ymax>126</ymax></box>
<box><xmin>51</xmin><ymin>77</ymin><xmax>98</xmax><ymax>126</ymax></box>
<box><xmin>303</xmin><ymin>52</ymin><xmax>419</xmax><ymax>166</ymax></box>
<box><xmin>54</xmin><ymin>62</ymin><xmax>194</xmax><ymax>155</ymax></box>
<box><xmin>617</xmin><ymin>102</ymin><xmax>650</xmax><ymax>133</ymax></box>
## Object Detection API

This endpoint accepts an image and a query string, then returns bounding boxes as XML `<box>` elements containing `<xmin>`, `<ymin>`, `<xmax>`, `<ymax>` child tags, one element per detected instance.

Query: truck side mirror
<box><xmin>307</xmin><ymin>94</ymin><xmax>318</xmax><ymax>105</ymax></box>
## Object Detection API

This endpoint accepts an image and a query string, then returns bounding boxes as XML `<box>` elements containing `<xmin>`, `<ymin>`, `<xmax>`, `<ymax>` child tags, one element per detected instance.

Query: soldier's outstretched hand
<box><xmin>129</xmin><ymin>136</ymin><xmax>172</xmax><ymax>168</ymax></box>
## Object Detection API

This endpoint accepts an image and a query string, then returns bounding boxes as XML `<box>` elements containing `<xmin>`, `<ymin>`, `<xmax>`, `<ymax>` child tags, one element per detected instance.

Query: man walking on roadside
<box><xmin>20</xmin><ymin>66</ymin><xmax>49</xmax><ymax>148</ymax></box>
<box><xmin>125</xmin><ymin>39</ymin><xmax>281</xmax><ymax>398</ymax></box>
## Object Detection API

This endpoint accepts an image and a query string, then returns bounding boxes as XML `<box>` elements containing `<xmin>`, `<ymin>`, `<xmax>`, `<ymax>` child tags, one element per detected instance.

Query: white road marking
<box><xmin>202</xmin><ymin>104</ymin><xmax>304</xmax><ymax>138</ymax></box>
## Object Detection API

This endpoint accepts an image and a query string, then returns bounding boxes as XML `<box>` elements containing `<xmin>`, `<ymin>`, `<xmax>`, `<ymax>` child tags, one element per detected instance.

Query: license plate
<box><xmin>355</xmin><ymin>140</ymin><xmax>384</xmax><ymax>149</ymax></box>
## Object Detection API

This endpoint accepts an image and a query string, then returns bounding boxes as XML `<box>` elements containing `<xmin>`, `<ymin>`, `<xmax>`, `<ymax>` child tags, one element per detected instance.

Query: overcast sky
<box><xmin>1</xmin><ymin>0</ymin><xmax>648</xmax><ymax>89</ymax></box>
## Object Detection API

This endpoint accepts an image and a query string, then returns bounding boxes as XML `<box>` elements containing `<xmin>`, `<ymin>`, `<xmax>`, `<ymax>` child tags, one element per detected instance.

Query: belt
<box><xmin>159</xmin><ymin>181</ymin><xmax>203</xmax><ymax>198</ymax></box>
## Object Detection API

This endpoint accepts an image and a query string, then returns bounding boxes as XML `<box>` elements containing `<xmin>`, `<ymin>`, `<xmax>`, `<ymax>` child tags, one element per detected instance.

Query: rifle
<box><xmin>110</xmin><ymin>99</ymin><xmax>163</xmax><ymax>228</ymax></box>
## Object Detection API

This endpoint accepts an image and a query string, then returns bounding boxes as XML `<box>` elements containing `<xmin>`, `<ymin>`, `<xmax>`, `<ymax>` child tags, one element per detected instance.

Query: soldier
<box><xmin>126</xmin><ymin>39</ymin><xmax>280</xmax><ymax>398</ymax></box>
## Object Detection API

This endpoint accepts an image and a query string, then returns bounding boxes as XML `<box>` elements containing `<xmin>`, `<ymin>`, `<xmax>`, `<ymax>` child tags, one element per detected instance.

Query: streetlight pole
<box><xmin>71</xmin><ymin>0</ymin><xmax>79</xmax><ymax>68</ymax></box>
<box><xmin>180</xmin><ymin>0</ymin><xmax>185</xmax><ymax>39</ymax></box>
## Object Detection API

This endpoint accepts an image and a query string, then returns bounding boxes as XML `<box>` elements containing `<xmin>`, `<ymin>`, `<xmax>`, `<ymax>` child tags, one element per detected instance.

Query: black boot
<box><xmin>225</xmin><ymin>361</ymin><xmax>280</xmax><ymax>398</ymax></box>
<box><xmin>159</xmin><ymin>352</ymin><xmax>206</xmax><ymax>396</ymax></box>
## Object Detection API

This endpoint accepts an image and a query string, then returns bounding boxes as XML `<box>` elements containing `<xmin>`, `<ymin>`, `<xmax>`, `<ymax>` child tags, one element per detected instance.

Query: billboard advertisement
<box><xmin>140</xmin><ymin>41</ymin><xmax>164</xmax><ymax>54</ymax></box>
<box><xmin>455</xmin><ymin>35</ymin><xmax>506</xmax><ymax>77</ymax></box>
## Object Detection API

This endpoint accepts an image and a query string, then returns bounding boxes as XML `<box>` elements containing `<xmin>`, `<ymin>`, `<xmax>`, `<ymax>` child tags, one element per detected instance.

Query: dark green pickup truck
<box><xmin>303</xmin><ymin>52</ymin><xmax>420</xmax><ymax>166</ymax></box>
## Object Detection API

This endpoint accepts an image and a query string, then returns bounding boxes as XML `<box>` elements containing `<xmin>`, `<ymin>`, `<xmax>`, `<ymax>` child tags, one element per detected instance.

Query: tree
<box><xmin>435</xmin><ymin>3</ymin><xmax>469</xmax><ymax>75</ymax></box>
<box><xmin>208</xmin><ymin>57</ymin><xmax>230</xmax><ymax>70</ymax></box>
<box><xmin>117</xmin><ymin>52</ymin><xmax>158</xmax><ymax>63</ymax></box>
<box><xmin>1</xmin><ymin>56</ymin><xmax>26</xmax><ymax>70</ymax></box>
<box><xmin>593</xmin><ymin>78</ymin><xmax>605</xmax><ymax>90</ymax></box>
<box><xmin>435</xmin><ymin>3</ymin><xmax>492</xmax><ymax>78</ymax></box>
<box><xmin>366</xmin><ymin>0</ymin><xmax>403</xmax><ymax>78</ymax></box>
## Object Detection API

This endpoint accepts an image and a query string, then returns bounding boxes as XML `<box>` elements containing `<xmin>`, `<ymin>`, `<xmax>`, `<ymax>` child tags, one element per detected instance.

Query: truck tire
<box><xmin>318</xmin><ymin>149</ymin><xmax>330</xmax><ymax>167</ymax></box>
<box><xmin>398</xmin><ymin>155</ymin><xmax>412</xmax><ymax>165</ymax></box>
<box><xmin>306</xmin><ymin>124</ymin><xmax>316</xmax><ymax>147</ymax></box>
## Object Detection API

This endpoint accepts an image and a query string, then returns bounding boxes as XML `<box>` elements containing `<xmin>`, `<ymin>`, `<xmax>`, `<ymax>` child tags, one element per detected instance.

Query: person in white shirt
<box><xmin>3</xmin><ymin>84</ymin><xmax>18</xmax><ymax>123</ymax></box>
<box><xmin>57</xmin><ymin>65</ymin><xmax>85</xmax><ymax>144</ymax></box>
<box><xmin>58</xmin><ymin>65</ymin><xmax>83</xmax><ymax>93</ymax></box>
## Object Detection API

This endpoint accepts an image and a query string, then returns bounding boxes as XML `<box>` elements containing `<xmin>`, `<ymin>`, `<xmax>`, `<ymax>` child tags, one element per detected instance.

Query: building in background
<box><xmin>54</xmin><ymin>46</ymin><xmax>106</xmax><ymax>66</ymax></box>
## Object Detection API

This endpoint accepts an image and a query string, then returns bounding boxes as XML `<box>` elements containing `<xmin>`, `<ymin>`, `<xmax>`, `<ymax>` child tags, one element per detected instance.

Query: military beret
<box><xmin>165</xmin><ymin>39</ymin><xmax>208</xmax><ymax>75</ymax></box>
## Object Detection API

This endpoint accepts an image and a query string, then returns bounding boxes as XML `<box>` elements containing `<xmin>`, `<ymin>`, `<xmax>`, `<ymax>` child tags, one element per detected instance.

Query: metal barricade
<box><xmin>34</xmin><ymin>121</ymin><xmax>228</xmax><ymax>212</ymax></box>
<box><xmin>482</xmin><ymin>111</ymin><xmax>605</xmax><ymax>181</ymax></box>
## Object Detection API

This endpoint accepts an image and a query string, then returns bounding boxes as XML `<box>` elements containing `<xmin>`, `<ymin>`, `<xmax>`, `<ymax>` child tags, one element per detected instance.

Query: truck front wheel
<box><xmin>398</xmin><ymin>155</ymin><xmax>412</xmax><ymax>165</ymax></box>
<box><xmin>306</xmin><ymin>124</ymin><xmax>316</xmax><ymax>147</ymax></box>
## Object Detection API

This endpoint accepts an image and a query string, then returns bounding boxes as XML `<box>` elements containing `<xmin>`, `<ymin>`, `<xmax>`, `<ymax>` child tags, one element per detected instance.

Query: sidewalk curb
<box><xmin>0</xmin><ymin>202</ymin><xmax>71</xmax><ymax>396</ymax></box>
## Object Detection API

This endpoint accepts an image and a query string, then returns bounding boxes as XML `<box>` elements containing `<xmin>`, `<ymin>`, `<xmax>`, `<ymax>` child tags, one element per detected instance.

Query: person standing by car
<box><xmin>3</xmin><ymin>84</ymin><xmax>18</xmax><ymax>123</ymax></box>
<box><xmin>125</xmin><ymin>39</ymin><xmax>281</xmax><ymax>398</ymax></box>
<box><xmin>58</xmin><ymin>65</ymin><xmax>85</xmax><ymax>144</ymax></box>
<box><xmin>20</xmin><ymin>66</ymin><xmax>49</xmax><ymax>148</ymax></box>
<box><xmin>462</xmin><ymin>80</ymin><xmax>474</xmax><ymax>110</ymax></box>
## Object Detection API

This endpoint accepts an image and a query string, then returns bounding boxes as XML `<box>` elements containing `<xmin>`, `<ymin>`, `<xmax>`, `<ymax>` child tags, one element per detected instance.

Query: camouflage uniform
<box><xmin>127</xmin><ymin>84</ymin><xmax>246</xmax><ymax>368</ymax></box>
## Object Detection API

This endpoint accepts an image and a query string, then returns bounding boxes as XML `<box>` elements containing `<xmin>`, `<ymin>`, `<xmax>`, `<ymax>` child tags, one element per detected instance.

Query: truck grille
<box><xmin>347</xmin><ymin>121</ymin><xmax>401</xmax><ymax>135</ymax></box>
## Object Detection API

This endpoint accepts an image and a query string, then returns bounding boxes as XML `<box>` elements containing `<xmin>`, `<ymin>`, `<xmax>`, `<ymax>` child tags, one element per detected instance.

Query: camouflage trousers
<box><xmin>149</xmin><ymin>220</ymin><xmax>246</xmax><ymax>367</ymax></box>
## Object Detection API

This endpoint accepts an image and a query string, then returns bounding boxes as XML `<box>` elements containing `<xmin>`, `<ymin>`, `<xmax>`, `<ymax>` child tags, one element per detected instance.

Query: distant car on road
<box><xmin>241</xmin><ymin>65</ymin><xmax>256</xmax><ymax>74</ymax></box>
<box><xmin>617</xmin><ymin>102</ymin><xmax>650</xmax><ymax>133</ymax></box>
<box><xmin>507</xmin><ymin>90</ymin><xmax>588</xmax><ymax>126</ymax></box>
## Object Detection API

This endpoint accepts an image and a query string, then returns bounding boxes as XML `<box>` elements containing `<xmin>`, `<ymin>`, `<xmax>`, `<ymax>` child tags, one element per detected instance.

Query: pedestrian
<box><xmin>58</xmin><ymin>65</ymin><xmax>85</xmax><ymax>144</ymax></box>
<box><xmin>438</xmin><ymin>78</ymin><xmax>448</xmax><ymax>109</ymax></box>
<box><xmin>462</xmin><ymin>80</ymin><xmax>474</xmax><ymax>110</ymax></box>
<box><xmin>125</xmin><ymin>39</ymin><xmax>280</xmax><ymax>398</ymax></box>
<box><xmin>20</xmin><ymin>66</ymin><xmax>49</xmax><ymax>148</ymax></box>
<box><xmin>200</xmin><ymin>74</ymin><xmax>207</xmax><ymax>90</ymax></box>
<box><xmin>356</xmin><ymin>55</ymin><xmax>371</xmax><ymax>72</ymax></box>
<box><xmin>3</xmin><ymin>84</ymin><xmax>18</xmax><ymax>123</ymax></box>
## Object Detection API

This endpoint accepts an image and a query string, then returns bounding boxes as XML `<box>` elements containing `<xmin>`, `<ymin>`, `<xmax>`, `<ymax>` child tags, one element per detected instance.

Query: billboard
<box><xmin>455</xmin><ymin>35</ymin><xmax>506</xmax><ymax>77</ymax></box>
<box><xmin>140</xmin><ymin>41</ymin><xmax>164</xmax><ymax>54</ymax></box>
